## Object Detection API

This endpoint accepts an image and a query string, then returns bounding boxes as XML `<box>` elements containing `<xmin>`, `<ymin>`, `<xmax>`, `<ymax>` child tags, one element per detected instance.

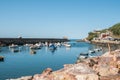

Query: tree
<box><xmin>87</xmin><ymin>32</ymin><xmax>98</xmax><ymax>41</ymax></box>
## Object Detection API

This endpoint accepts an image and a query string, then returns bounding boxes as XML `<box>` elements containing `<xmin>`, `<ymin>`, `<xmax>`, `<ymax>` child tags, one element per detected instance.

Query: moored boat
<box><xmin>9</xmin><ymin>44</ymin><xmax>18</xmax><ymax>48</ymax></box>
<box><xmin>0</xmin><ymin>56</ymin><xmax>4</xmax><ymax>61</ymax></box>
<box><xmin>78</xmin><ymin>52</ymin><xmax>89</xmax><ymax>59</ymax></box>
<box><xmin>94</xmin><ymin>48</ymin><xmax>102</xmax><ymax>52</ymax></box>
<box><xmin>49</xmin><ymin>44</ymin><xmax>57</xmax><ymax>50</ymax></box>
<box><xmin>30</xmin><ymin>43</ymin><xmax>42</xmax><ymax>49</ymax></box>
<box><xmin>89</xmin><ymin>50</ymin><xmax>95</xmax><ymax>54</ymax></box>
<box><xmin>64</xmin><ymin>43</ymin><xmax>71</xmax><ymax>47</ymax></box>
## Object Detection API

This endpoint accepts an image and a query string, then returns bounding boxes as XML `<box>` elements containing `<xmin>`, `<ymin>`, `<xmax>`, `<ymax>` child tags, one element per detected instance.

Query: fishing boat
<box><xmin>30</xmin><ymin>43</ymin><xmax>42</xmax><ymax>49</ymax></box>
<box><xmin>94</xmin><ymin>48</ymin><xmax>102</xmax><ymax>52</ymax></box>
<box><xmin>89</xmin><ymin>50</ymin><xmax>96</xmax><ymax>54</ymax></box>
<box><xmin>77</xmin><ymin>52</ymin><xmax>89</xmax><ymax>59</ymax></box>
<box><xmin>9</xmin><ymin>44</ymin><xmax>18</xmax><ymax>48</ymax></box>
<box><xmin>64</xmin><ymin>42</ymin><xmax>71</xmax><ymax>47</ymax></box>
<box><xmin>49</xmin><ymin>44</ymin><xmax>57</xmax><ymax>50</ymax></box>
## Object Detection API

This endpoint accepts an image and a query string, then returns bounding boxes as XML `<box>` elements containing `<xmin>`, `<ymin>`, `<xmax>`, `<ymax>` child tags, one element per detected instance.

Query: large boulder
<box><xmin>97</xmin><ymin>65</ymin><xmax>119</xmax><ymax>76</ymax></box>
<box><xmin>32</xmin><ymin>68</ymin><xmax>53</xmax><ymax>80</ymax></box>
<box><xmin>76</xmin><ymin>74</ymin><xmax>98</xmax><ymax>80</ymax></box>
<box><xmin>99</xmin><ymin>74</ymin><xmax>120</xmax><ymax>80</ymax></box>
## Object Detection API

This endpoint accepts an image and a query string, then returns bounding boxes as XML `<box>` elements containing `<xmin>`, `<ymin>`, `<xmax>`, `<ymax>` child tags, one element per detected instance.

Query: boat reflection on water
<box><xmin>9</xmin><ymin>46</ymin><xmax>21</xmax><ymax>53</ymax></box>
<box><xmin>65</xmin><ymin>47</ymin><xmax>71</xmax><ymax>51</ymax></box>
<box><xmin>48</xmin><ymin>43</ymin><xmax>57</xmax><ymax>53</ymax></box>
<box><xmin>11</xmin><ymin>48</ymin><xmax>19</xmax><ymax>53</ymax></box>
<box><xmin>49</xmin><ymin>49</ymin><xmax>56</xmax><ymax>54</ymax></box>
<box><xmin>30</xmin><ymin>49</ymin><xmax>36</xmax><ymax>55</ymax></box>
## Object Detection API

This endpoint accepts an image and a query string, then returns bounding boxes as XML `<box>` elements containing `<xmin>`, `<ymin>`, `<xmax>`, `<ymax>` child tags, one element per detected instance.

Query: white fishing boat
<box><xmin>89</xmin><ymin>50</ymin><xmax>95</xmax><ymax>54</ymax></box>
<box><xmin>56</xmin><ymin>42</ymin><xmax>61</xmax><ymax>47</ymax></box>
<box><xmin>77</xmin><ymin>53</ymin><xmax>88</xmax><ymax>59</ymax></box>
<box><xmin>9</xmin><ymin>44</ymin><xmax>18</xmax><ymax>48</ymax></box>
<box><xmin>45</xmin><ymin>42</ymin><xmax>49</xmax><ymax>46</ymax></box>
<box><xmin>94</xmin><ymin>48</ymin><xmax>102</xmax><ymax>52</ymax></box>
<box><xmin>64</xmin><ymin>43</ymin><xmax>71</xmax><ymax>47</ymax></box>
<box><xmin>30</xmin><ymin>43</ymin><xmax>42</xmax><ymax>49</ymax></box>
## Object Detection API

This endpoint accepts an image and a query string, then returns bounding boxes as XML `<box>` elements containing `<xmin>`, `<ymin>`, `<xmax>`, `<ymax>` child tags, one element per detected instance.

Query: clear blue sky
<box><xmin>0</xmin><ymin>0</ymin><xmax>120</xmax><ymax>39</ymax></box>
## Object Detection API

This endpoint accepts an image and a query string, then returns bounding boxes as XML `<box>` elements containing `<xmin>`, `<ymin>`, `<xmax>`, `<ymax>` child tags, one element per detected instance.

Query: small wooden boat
<box><xmin>89</xmin><ymin>50</ymin><xmax>95</xmax><ymax>54</ymax></box>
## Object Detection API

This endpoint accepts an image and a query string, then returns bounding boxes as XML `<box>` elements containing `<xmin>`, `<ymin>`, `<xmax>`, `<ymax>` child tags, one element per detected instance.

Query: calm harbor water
<box><xmin>0</xmin><ymin>41</ymin><xmax>104</xmax><ymax>80</ymax></box>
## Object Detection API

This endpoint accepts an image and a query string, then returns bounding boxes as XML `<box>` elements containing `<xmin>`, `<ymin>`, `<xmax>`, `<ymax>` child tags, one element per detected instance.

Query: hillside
<box><xmin>109</xmin><ymin>23</ymin><xmax>120</xmax><ymax>38</ymax></box>
<box><xmin>87</xmin><ymin>23</ymin><xmax>120</xmax><ymax>41</ymax></box>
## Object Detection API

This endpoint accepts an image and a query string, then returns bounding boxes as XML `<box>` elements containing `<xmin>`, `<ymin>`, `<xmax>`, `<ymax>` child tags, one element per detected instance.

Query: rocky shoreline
<box><xmin>8</xmin><ymin>49</ymin><xmax>120</xmax><ymax>80</ymax></box>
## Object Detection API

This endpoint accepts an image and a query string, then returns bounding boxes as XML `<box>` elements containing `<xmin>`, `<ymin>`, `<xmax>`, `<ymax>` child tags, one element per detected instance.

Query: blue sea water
<box><xmin>0</xmin><ymin>41</ymin><xmax>103</xmax><ymax>80</ymax></box>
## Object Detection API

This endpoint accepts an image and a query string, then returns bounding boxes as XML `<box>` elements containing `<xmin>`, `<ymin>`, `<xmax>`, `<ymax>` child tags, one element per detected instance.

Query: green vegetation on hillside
<box><xmin>87</xmin><ymin>23</ymin><xmax>120</xmax><ymax>41</ymax></box>
<box><xmin>86</xmin><ymin>32</ymin><xmax>98</xmax><ymax>41</ymax></box>
<box><xmin>86</xmin><ymin>29</ymin><xmax>108</xmax><ymax>41</ymax></box>
<box><xmin>109</xmin><ymin>23</ymin><xmax>120</xmax><ymax>36</ymax></box>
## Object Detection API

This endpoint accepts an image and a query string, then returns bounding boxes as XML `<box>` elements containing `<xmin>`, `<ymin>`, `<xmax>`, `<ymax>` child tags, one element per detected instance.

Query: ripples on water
<box><xmin>0</xmin><ymin>41</ymin><xmax>118</xmax><ymax>80</ymax></box>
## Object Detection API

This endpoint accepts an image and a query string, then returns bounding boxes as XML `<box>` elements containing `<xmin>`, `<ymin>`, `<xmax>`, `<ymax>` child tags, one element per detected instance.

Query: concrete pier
<box><xmin>0</xmin><ymin>38</ymin><xmax>68</xmax><ymax>45</ymax></box>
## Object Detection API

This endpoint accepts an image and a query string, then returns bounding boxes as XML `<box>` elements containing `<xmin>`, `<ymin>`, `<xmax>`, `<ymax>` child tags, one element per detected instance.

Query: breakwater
<box><xmin>0</xmin><ymin>38</ymin><xmax>68</xmax><ymax>45</ymax></box>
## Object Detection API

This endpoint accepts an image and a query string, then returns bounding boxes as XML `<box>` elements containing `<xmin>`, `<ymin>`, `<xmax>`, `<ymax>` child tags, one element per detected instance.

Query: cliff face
<box><xmin>9</xmin><ymin>49</ymin><xmax>120</xmax><ymax>80</ymax></box>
